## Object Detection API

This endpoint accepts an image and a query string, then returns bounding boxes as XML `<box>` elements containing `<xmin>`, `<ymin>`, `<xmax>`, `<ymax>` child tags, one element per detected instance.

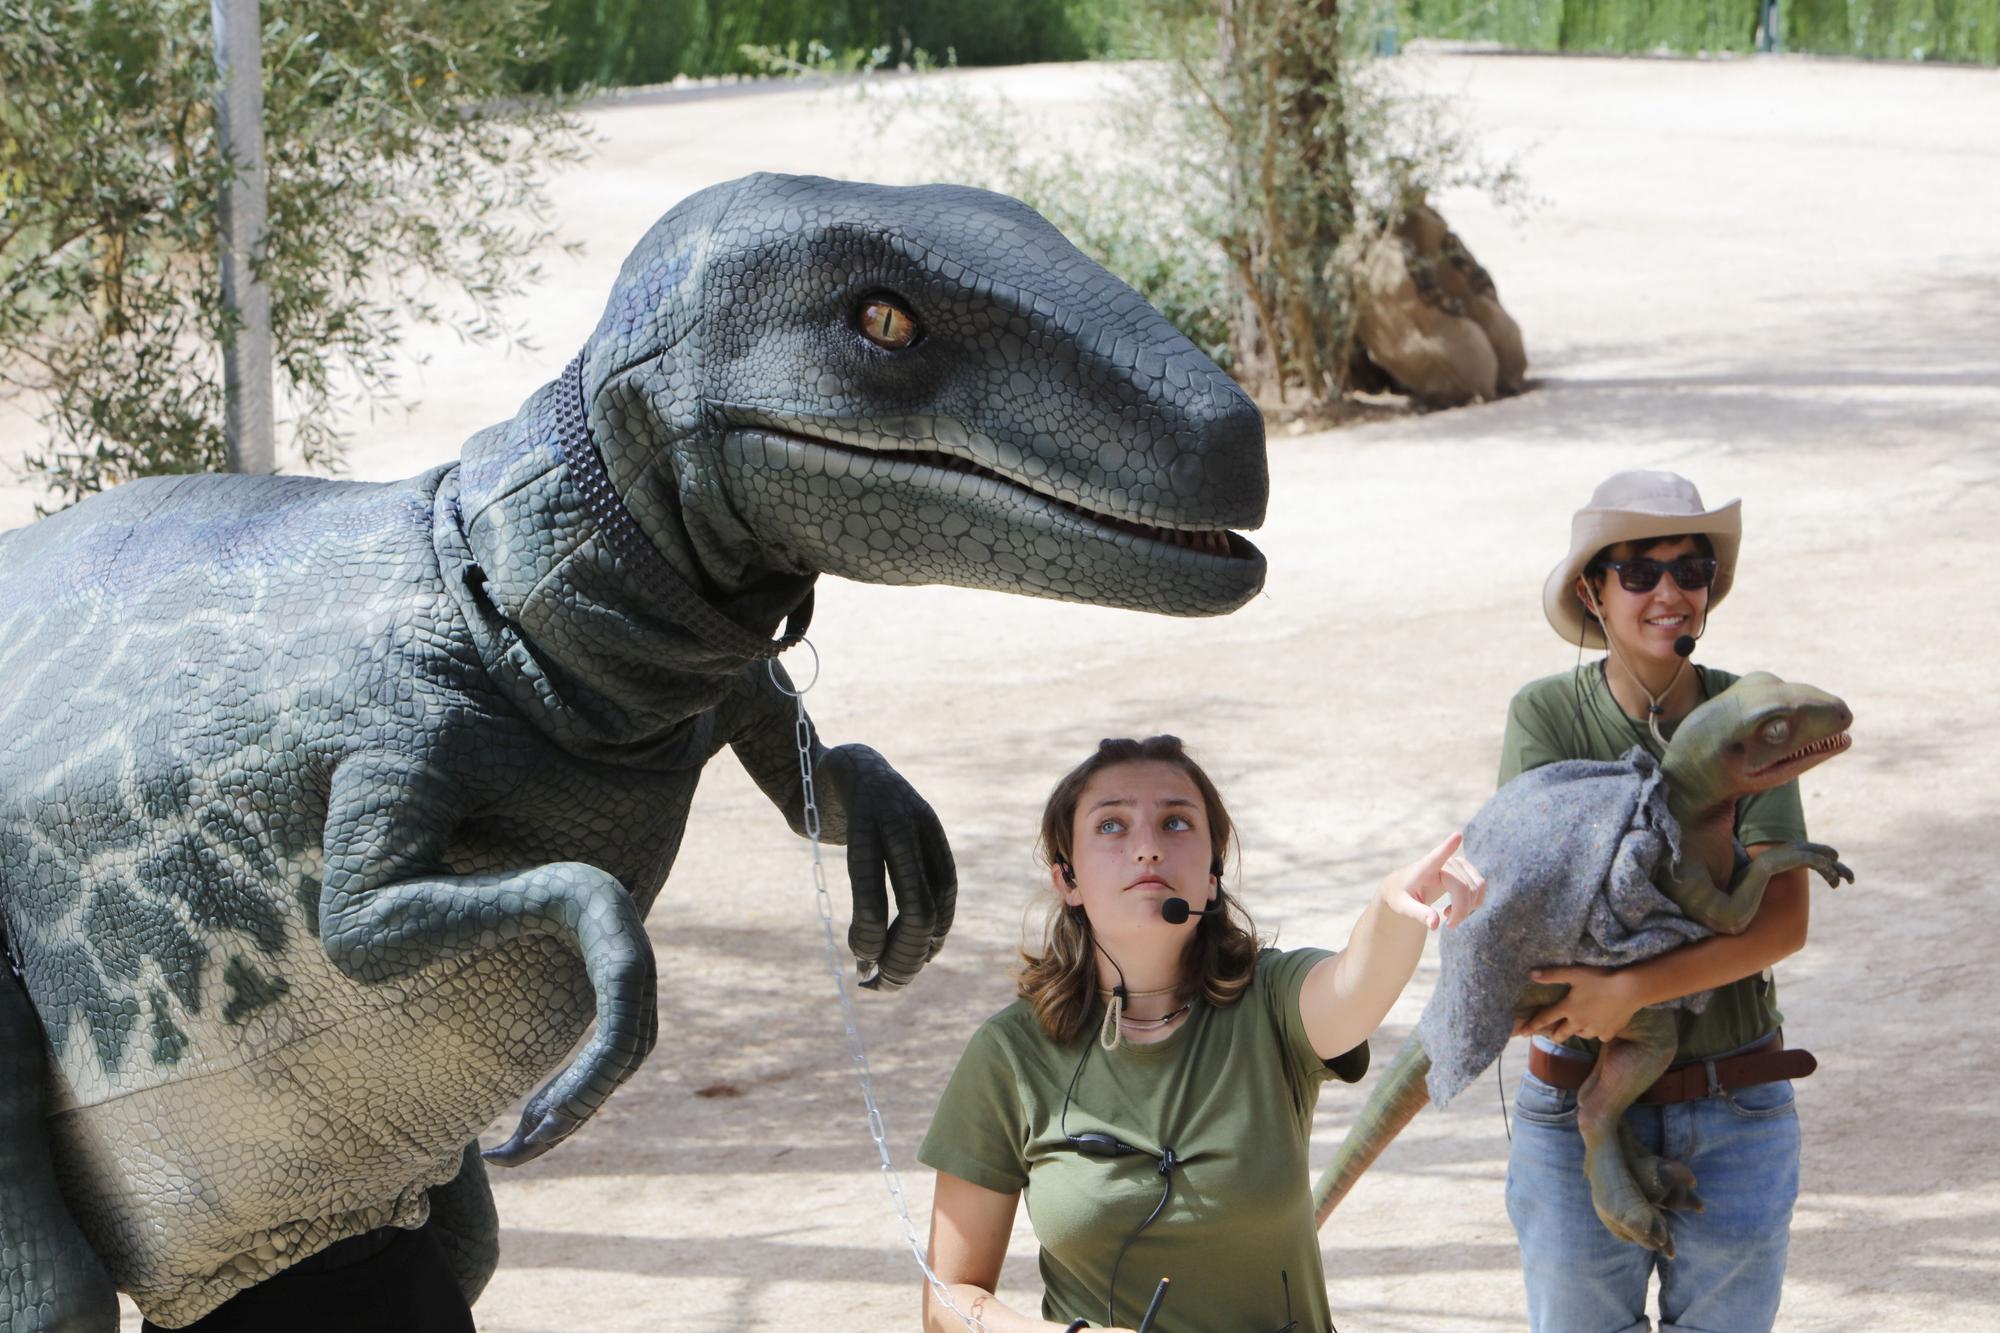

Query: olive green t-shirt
<box><xmin>919</xmin><ymin>948</ymin><xmax>1339</xmax><ymax>1332</ymax></box>
<box><xmin>1498</xmin><ymin>663</ymin><xmax>1809</xmax><ymax>1060</ymax></box>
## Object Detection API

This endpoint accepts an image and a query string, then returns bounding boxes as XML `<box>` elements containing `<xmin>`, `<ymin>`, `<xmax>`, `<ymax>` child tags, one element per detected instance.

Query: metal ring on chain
<box><xmin>766</xmin><ymin>637</ymin><xmax>820</xmax><ymax>697</ymax></box>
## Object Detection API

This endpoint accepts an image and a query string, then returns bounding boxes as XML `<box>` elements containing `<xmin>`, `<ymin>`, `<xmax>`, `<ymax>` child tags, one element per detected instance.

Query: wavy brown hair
<box><xmin>1017</xmin><ymin>735</ymin><xmax>1263</xmax><ymax>1044</ymax></box>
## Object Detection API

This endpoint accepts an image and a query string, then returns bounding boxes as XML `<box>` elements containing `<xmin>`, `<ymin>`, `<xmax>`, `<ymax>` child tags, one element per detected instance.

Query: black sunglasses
<box><xmin>1593</xmin><ymin>555</ymin><xmax>1717</xmax><ymax>594</ymax></box>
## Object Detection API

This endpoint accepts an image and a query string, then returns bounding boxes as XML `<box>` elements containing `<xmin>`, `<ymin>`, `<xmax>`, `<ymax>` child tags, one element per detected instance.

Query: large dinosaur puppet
<box><xmin>1313</xmin><ymin>674</ymin><xmax>1852</xmax><ymax>1256</ymax></box>
<box><xmin>0</xmin><ymin>173</ymin><xmax>1268</xmax><ymax>1330</ymax></box>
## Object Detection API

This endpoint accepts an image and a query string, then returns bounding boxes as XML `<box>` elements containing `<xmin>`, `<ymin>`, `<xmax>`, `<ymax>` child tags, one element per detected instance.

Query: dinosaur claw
<box><xmin>482</xmin><ymin>1108</ymin><xmax>583</xmax><ymax>1168</ymax></box>
<box><xmin>481</xmin><ymin>1134</ymin><xmax>534</xmax><ymax>1168</ymax></box>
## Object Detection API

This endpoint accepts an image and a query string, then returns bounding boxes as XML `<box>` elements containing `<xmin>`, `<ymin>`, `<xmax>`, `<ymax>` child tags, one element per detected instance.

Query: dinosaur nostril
<box><xmin>1169</xmin><ymin>452</ymin><xmax>1204</xmax><ymax>499</ymax></box>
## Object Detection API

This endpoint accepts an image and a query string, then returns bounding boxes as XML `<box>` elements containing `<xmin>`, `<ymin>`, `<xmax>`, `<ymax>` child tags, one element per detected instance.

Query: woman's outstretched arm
<box><xmin>1297</xmin><ymin>834</ymin><xmax>1486</xmax><ymax>1060</ymax></box>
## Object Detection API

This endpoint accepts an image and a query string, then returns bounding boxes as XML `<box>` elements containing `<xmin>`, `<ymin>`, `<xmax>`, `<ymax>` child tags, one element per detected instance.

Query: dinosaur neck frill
<box><xmin>440</xmin><ymin>367</ymin><xmax>815</xmax><ymax>760</ymax></box>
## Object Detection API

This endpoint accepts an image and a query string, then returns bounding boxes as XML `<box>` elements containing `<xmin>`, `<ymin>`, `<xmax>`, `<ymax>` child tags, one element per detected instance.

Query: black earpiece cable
<box><xmin>1059</xmin><ymin>1019</ymin><xmax>1176</xmax><ymax>1329</ymax></box>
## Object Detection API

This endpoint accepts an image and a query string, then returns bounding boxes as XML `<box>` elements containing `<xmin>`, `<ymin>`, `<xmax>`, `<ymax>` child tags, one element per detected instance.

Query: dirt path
<box><xmin>71</xmin><ymin>51</ymin><xmax>2000</xmax><ymax>1332</ymax></box>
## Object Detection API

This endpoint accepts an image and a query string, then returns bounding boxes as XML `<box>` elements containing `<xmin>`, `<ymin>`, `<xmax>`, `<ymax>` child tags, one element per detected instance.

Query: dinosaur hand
<box><xmin>1752</xmin><ymin>839</ymin><xmax>1854</xmax><ymax>892</ymax></box>
<box><xmin>813</xmin><ymin>744</ymin><xmax>956</xmax><ymax>990</ymax></box>
<box><xmin>1796</xmin><ymin>841</ymin><xmax>1854</xmax><ymax>889</ymax></box>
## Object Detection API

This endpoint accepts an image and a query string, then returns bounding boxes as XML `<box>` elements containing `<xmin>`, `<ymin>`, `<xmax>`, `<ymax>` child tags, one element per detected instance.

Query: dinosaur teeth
<box><xmin>1778</xmin><ymin>731</ymin><xmax>1852</xmax><ymax>766</ymax></box>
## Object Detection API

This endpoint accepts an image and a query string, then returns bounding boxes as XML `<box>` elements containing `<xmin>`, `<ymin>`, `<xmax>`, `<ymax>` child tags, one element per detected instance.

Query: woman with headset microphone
<box><xmin>917</xmin><ymin>734</ymin><xmax>1484</xmax><ymax>1331</ymax></box>
<box><xmin>1500</xmin><ymin>470</ymin><xmax>1819</xmax><ymax>1332</ymax></box>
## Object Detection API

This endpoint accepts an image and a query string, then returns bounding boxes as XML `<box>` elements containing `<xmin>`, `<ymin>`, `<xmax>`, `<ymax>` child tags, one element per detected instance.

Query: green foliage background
<box><xmin>1391</xmin><ymin>0</ymin><xmax>1998</xmax><ymax>62</ymax></box>
<box><xmin>1</xmin><ymin>0</ymin><xmax>584</xmax><ymax>506</ymax></box>
<box><xmin>532</xmin><ymin>0</ymin><xmax>1998</xmax><ymax>85</ymax></box>
<box><xmin>528</xmin><ymin>0</ymin><xmax>1134</xmax><ymax>88</ymax></box>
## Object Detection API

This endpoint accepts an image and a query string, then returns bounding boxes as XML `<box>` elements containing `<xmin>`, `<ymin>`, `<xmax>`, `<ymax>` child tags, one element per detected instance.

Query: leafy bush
<box><xmin>0</xmin><ymin>0</ymin><xmax>585</xmax><ymax>508</ymax></box>
<box><xmin>528</xmin><ymin>0</ymin><xmax>1140</xmax><ymax>90</ymax></box>
<box><xmin>1394</xmin><ymin>0</ymin><xmax>1998</xmax><ymax>62</ymax></box>
<box><xmin>877</xmin><ymin>2</ymin><xmax>1522</xmax><ymax>405</ymax></box>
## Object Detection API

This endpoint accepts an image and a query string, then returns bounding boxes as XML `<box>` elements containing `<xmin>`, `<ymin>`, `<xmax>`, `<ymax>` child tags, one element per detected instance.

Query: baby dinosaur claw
<box><xmin>1597</xmin><ymin>1194</ymin><xmax>1676</xmax><ymax>1257</ymax></box>
<box><xmin>1618</xmin><ymin>1123</ymin><xmax>1703</xmax><ymax>1213</ymax></box>
<box><xmin>1796</xmin><ymin>841</ymin><xmax>1854</xmax><ymax>888</ymax></box>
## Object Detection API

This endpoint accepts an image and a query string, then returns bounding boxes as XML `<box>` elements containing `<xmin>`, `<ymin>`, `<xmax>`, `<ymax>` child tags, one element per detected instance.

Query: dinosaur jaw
<box><xmin>715</xmin><ymin>428</ymin><xmax>1267</xmax><ymax>616</ymax></box>
<box><xmin>1743</xmin><ymin>728</ymin><xmax>1853</xmax><ymax>790</ymax></box>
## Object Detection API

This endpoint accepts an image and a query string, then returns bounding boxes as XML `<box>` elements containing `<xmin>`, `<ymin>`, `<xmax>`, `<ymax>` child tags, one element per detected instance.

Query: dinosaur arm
<box><xmin>717</xmin><ymin>662</ymin><xmax>957</xmax><ymax>991</ymax></box>
<box><xmin>1522</xmin><ymin>850</ymin><xmax>1810</xmax><ymax>1040</ymax></box>
<box><xmin>715</xmin><ymin>661</ymin><xmax>831</xmax><ymax>840</ymax></box>
<box><xmin>318</xmin><ymin>751</ymin><xmax>657</xmax><ymax>1166</ymax></box>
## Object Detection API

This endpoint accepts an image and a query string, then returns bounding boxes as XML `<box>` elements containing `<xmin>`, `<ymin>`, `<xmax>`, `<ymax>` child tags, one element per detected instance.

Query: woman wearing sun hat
<box><xmin>1498</xmin><ymin>470</ymin><xmax>1816</xmax><ymax>1333</ymax></box>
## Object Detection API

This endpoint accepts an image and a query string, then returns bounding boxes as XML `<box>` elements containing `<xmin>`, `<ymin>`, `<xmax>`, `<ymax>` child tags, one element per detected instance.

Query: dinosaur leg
<box><xmin>319</xmin><ymin>754</ymin><xmax>659</xmax><ymax>1168</ymax></box>
<box><xmin>424</xmin><ymin>1143</ymin><xmax>499</xmax><ymax>1306</ymax></box>
<box><xmin>1511</xmin><ymin>979</ymin><xmax>1570</xmax><ymax>1031</ymax></box>
<box><xmin>1576</xmin><ymin>1008</ymin><xmax>1680</xmax><ymax>1256</ymax></box>
<box><xmin>1661</xmin><ymin>841</ymin><xmax>1853</xmax><ymax>935</ymax></box>
<box><xmin>1313</xmin><ymin>1036</ymin><xmax>1430</xmax><ymax>1228</ymax></box>
<box><xmin>0</xmin><ymin>954</ymin><xmax>119</xmax><ymax>1333</ymax></box>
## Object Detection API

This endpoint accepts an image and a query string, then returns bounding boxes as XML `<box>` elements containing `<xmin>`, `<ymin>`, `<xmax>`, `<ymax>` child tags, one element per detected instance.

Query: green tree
<box><xmin>890</xmin><ymin>1</ymin><xmax>1520</xmax><ymax>407</ymax></box>
<box><xmin>0</xmin><ymin>0</ymin><xmax>586</xmax><ymax>508</ymax></box>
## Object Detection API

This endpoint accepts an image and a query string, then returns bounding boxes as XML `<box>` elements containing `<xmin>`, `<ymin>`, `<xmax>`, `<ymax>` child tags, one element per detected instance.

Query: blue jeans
<box><xmin>1505</xmin><ymin>1040</ymin><xmax>1800</xmax><ymax>1333</ymax></box>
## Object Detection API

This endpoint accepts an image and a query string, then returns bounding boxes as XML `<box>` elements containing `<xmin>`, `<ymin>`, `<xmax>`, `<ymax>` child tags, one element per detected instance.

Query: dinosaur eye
<box><xmin>1761</xmin><ymin>718</ymin><xmax>1791</xmax><ymax>746</ymax></box>
<box><xmin>856</xmin><ymin>297</ymin><xmax>919</xmax><ymax>350</ymax></box>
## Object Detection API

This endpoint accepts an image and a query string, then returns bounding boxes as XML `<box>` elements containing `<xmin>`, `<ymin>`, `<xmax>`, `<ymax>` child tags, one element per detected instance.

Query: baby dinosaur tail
<box><xmin>1314</xmin><ymin>1035</ymin><xmax>1433</xmax><ymax>1228</ymax></box>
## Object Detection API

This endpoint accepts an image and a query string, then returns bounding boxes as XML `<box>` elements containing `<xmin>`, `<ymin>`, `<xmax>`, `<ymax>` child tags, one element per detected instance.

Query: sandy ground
<box><xmin>34</xmin><ymin>50</ymin><xmax>1994</xmax><ymax>1333</ymax></box>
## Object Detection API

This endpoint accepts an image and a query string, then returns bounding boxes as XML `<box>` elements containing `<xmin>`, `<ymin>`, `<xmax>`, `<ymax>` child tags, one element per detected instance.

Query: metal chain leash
<box><xmin>770</xmin><ymin>645</ymin><xmax>987</xmax><ymax>1332</ymax></box>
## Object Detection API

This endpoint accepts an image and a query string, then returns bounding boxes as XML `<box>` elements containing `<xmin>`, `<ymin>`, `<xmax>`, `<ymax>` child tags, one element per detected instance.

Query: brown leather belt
<box><xmin>1527</xmin><ymin>1031</ymin><xmax>1817</xmax><ymax>1105</ymax></box>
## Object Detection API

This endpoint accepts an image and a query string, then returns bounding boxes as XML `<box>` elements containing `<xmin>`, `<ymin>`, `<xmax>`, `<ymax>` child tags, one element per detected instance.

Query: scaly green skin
<box><xmin>1315</xmin><ymin>675</ymin><xmax>1853</xmax><ymax>1256</ymax></box>
<box><xmin>0</xmin><ymin>174</ymin><xmax>1269</xmax><ymax>1330</ymax></box>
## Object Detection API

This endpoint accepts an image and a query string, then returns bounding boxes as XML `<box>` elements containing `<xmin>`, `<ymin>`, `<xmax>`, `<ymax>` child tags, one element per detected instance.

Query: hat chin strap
<box><xmin>1585</xmin><ymin>588</ymin><xmax>1694</xmax><ymax>747</ymax></box>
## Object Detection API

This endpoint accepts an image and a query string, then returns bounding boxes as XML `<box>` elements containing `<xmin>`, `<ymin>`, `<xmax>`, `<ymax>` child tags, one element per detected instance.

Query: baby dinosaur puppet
<box><xmin>0</xmin><ymin>174</ymin><xmax>1267</xmax><ymax>1330</ymax></box>
<box><xmin>1313</xmin><ymin>673</ymin><xmax>1853</xmax><ymax>1255</ymax></box>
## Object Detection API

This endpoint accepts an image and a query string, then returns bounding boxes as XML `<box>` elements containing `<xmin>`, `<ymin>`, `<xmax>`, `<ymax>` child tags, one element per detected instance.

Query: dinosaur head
<box><xmin>580</xmin><ymin>173</ymin><xmax>1267</xmax><ymax>618</ymax></box>
<box><xmin>1662</xmin><ymin>672</ymin><xmax>1853</xmax><ymax>814</ymax></box>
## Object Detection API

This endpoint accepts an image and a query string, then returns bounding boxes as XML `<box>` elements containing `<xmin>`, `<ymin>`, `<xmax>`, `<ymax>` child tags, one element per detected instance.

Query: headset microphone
<box><xmin>1160</xmin><ymin>897</ymin><xmax>1215</xmax><ymax>925</ymax></box>
<box><xmin>1675</xmin><ymin>602</ymin><xmax>1711</xmax><ymax>658</ymax></box>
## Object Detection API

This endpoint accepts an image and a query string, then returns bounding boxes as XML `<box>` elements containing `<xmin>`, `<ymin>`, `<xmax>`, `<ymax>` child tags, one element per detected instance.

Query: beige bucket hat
<box><xmin>1544</xmin><ymin>470</ymin><xmax>1741</xmax><ymax>648</ymax></box>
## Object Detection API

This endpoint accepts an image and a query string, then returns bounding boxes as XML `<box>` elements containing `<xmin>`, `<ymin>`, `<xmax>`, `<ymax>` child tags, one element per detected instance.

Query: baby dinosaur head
<box><xmin>1663</xmin><ymin>672</ymin><xmax>1854</xmax><ymax>812</ymax></box>
<box><xmin>579</xmin><ymin>173</ymin><xmax>1268</xmax><ymax>617</ymax></box>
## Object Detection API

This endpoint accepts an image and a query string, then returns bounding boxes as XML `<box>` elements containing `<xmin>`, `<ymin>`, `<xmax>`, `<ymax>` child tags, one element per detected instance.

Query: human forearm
<box><xmin>925</xmin><ymin>1176</ymin><xmax>1094</xmax><ymax>1333</ymax></box>
<box><xmin>1321</xmin><ymin>897</ymin><xmax>1427</xmax><ymax>1039</ymax></box>
<box><xmin>1612</xmin><ymin>868</ymin><xmax>1809</xmax><ymax>1009</ymax></box>
<box><xmin>924</xmin><ymin>1283</ymin><xmax>1067</xmax><ymax>1333</ymax></box>
<box><xmin>1524</xmin><ymin>866</ymin><xmax>1811</xmax><ymax>1040</ymax></box>
<box><xmin>1301</xmin><ymin>835</ymin><xmax>1482</xmax><ymax>1058</ymax></box>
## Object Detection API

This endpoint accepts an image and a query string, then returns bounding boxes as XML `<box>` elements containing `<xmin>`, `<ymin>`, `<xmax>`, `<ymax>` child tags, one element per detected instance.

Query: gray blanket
<box><xmin>1415</xmin><ymin>747</ymin><xmax>1716</xmax><ymax>1108</ymax></box>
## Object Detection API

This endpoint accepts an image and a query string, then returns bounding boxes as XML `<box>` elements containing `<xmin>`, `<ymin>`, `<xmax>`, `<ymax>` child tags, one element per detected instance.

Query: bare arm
<box><xmin>1522</xmin><ymin>845</ymin><xmax>1810</xmax><ymax>1042</ymax></box>
<box><xmin>1299</xmin><ymin>835</ymin><xmax>1487</xmax><ymax>1060</ymax></box>
<box><xmin>924</xmin><ymin>1173</ymin><xmax>1123</xmax><ymax>1332</ymax></box>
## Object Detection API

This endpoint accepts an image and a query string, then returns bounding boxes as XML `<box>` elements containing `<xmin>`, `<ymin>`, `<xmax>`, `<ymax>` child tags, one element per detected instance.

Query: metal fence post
<box><xmin>211</xmin><ymin>0</ymin><xmax>274</xmax><ymax>474</ymax></box>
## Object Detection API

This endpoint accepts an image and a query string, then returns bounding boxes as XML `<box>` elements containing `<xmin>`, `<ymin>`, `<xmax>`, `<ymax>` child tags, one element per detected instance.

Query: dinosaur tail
<box><xmin>1314</xmin><ymin>1034</ymin><xmax>1433</xmax><ymax>1228</ymax></box>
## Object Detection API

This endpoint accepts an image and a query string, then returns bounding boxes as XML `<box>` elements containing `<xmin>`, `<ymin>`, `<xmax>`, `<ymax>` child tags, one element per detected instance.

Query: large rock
<box><xmin>1354</xmin><ymin>204</ymin><xmax>1526</xmax><ymax>406</ymax></box>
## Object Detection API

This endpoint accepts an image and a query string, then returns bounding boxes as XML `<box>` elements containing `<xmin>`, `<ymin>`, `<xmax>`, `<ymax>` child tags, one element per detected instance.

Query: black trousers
<box><xmin>141</xmin><ymin>1222</ymin><xmax>475</xmax><ymax>1333</ymax></box>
